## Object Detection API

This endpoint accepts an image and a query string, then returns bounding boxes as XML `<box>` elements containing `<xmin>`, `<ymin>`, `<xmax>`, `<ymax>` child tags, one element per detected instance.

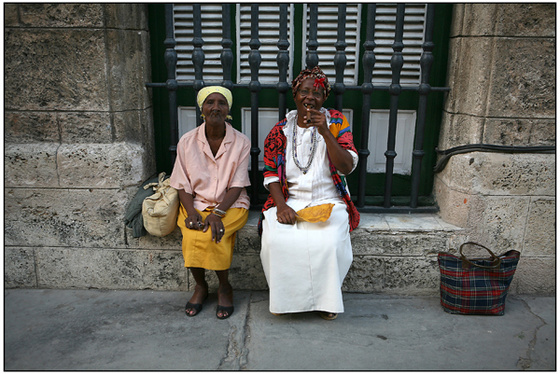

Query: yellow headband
<box><xmin>197</xmin><ymin>86</ymin><xmax>233</xmax><ymax>111</ymax></box>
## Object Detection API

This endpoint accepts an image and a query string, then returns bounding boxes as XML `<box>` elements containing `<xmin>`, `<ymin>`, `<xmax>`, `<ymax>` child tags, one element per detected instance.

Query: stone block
<box><xmin>448</xmin><ymin>4</ymin><xmax>465</xmax><ymax>38</ymax></box>
<box><xmin>104</xmin><ymin>4</ymin><xmax>149</xmax><ymax>30</ymax></box>
<box><xmin>483</xmin><ymin>118</ymin><xmax>556</xmax><ymax>146</ymax></box>
<box><xmin>132</xmin><ymin>227</ymin><xmax>183</xmax><ymax>250</ymax></box>
<box><xmin>438</xmin><ymin>112</ymin><xmax>484</xmax><ymax>151</ymax></box>
<box><xmin>523</xmin><ymin>198</ymin><xmax>555</xmax><ymax>256</ymax></box>
<box><xmin>383</xmin><ymin>256</ymin><xmax>440</xmax><ymax>295</ymax></box>
<box><xmin>5</xmin><ymin>188</ymin><xmax>129</xmax><ymax>248</ymax></box>
<box><xmin>4</xmin><ymin>247</ymin><xmax>37</xmax><ymax>288</ymax></box>
<box><xmin>433</xmin><ymin>177</ymin><xmax>472</xmax><ymax>227</ymax></box>
<box><xmin>494</xmin><ymin>4</ymin><xmax>556</xmax><ymax>37</ymax></box>
<box><xmin>465</xmin><ymin>196</ymin><xmax>530</xmax><ymax>254</ymax></box>
<box><xmin>512</xmin><ymin>257</ymin><xmax>555</xmax><ymax>295</ymax></box>
<box><xmin>35</xmin><ymin>247</ymin><xmax>187</xmax><ymax>290</ymax></box>
<box><xmin>19</xmin><ymin>3</ymin><xmax>104</xmax><ymax>28</ymax></box>
<box><xmin>59</xmin><ymin>112</ymin><xmax>112</xmax><ymax>144</ymax></box>
<box><xmin>230</xmin><ymin>254</ymin><xmax>268</xmax><ymax>290</ymax></box>
<box><xmin>5</xmin><ymin>4</ymin><xmax>19</xmax><ymax>26</ymax></box>
<box><xmin>445</xmin><ymin>37</ymin><xmax>494</xmax><ymax>116</ymax></box>
<box><xmin>4</xmin><ymin>29</ymin><xmax>109</xmax><ymax>111</ymax></box>
<box><xmin>235</xmin><ymin>222</ymin><xmax>262</xmax><ymax>255</ymax></box>
<box><xmin>5</xmin><ymin>111</ymin><xmax>60</xmax><ymax>143</ymax></box>
<box><xmin>453</xmin><ymin>4</ymin><xmax>555</xmax><ymax>38</ymax></box>
<box><xmin>351</xmin><ymin>232</ymin><xmax>449</xmax><ymax>256</ymax></box>
<box><xmin>343</xmin><ymin>256</ymin><xmax>384</xmax><ymax>293</ymax></box>
<box><xmin>436</xmin><ymin>152</ymin><xmax>555</xmax><ymax>196</ymax></box>
<box><xmin>113</xmin><ymin>110</ymin><xmax>149</xmax><ymax>144</ymax></box>
<box><xmin>105</xmin><ymin>29</ymin><xmax>151</xmax><ymax>111</ymax></box>
<box><xmin>57</xmin><ymin>143</ymin><xmax>145</xmax><ymax>188</ymax></box>
<box><xmin>487</xmin><ymin>38</ymin><xmax>555</xmax><ymax>118</ymax></box>
<box><xmin>4</xmin><ymin>143</ymin><xmax>59</xmax><ymax>188</ymax></box>
<box><xmin>455</xmin><ymin>4</ymin><xmax>498</xmax><ymax>37</ymax></box>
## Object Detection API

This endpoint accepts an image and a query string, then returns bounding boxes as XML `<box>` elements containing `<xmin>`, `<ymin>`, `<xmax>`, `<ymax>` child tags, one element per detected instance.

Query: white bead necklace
<box><xmin>292</xmin><ymin>120</ymin><xmax>317</xmax><ymax>175</ymax></box>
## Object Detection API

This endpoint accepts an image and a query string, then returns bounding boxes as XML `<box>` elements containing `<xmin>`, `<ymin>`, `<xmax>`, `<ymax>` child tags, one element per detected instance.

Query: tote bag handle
<box><xmin>459</xmin><ymin>242</ymin><xmax>502</xmax><ymax>269</ymax></box>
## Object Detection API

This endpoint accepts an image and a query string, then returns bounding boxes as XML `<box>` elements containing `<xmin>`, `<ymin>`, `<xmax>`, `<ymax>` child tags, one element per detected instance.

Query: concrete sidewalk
<box><xmin>4</xmin><ymin>288</ymin><xmax>555</xmax><ymax>371</ymax></box>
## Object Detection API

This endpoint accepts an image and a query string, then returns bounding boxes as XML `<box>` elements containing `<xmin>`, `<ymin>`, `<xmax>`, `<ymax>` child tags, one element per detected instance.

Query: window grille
<box><xmin>373</xmin><ymin>4</ymin><xmax>427</xmax><ymax>85</ymax></box>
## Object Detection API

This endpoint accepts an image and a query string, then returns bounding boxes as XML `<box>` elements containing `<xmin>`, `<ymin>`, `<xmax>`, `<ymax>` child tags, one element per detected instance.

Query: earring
<box><xmin>200</xmin><ymin>114</ymin><xmax>205</xmax><ymax>120</ymax></box>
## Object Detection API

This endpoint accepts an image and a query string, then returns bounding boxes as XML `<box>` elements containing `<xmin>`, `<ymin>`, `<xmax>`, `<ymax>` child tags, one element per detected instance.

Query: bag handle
<box><xmin>459</xmin><ymin>241</ymin><xmax>501</xmax><ymax>269</ymax></box>
<box><xmin>143</xmin><ymin>172</ymin><xmax>167</xmax><ymax>191</ymax></box>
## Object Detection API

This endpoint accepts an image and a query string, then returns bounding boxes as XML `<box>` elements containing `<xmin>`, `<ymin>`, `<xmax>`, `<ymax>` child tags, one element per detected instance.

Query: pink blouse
<box><xmin>170</xmin><ymin>123</ymin><xmax>251</xmax><ymax>211</ymax></box>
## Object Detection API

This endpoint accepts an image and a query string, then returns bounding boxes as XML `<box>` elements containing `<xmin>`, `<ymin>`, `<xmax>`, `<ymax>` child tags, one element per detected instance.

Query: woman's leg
<box><xmin>185</xmin><ymin>267</ymin><xmax>208</xmax><ymax>316</ymax></box>
<box><xmin>215</xmin><ymin>269</ymin><xmax>233</xmax><ymax>319</ymax></box>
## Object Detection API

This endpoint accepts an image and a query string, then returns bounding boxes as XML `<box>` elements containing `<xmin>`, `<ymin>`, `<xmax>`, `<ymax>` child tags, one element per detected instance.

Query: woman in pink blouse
<box><xmin>170</xmin><ymin>86</ymin><xmax>251</xmax><ymax>320</ymax></box>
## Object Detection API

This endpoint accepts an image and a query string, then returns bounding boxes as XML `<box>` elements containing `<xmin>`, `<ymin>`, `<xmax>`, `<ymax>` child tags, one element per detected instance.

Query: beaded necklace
<box><xmin>292</xmin><ymin>120</ymin><xmax>317</xmax><ymax>174</ymax></box>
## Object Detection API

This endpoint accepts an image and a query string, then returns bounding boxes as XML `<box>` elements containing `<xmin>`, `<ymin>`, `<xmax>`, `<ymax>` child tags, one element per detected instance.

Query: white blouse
<box><xmin>264</xmin><ymin>109</ymin><xmax>358</xmax><ymax>211</ymax></box>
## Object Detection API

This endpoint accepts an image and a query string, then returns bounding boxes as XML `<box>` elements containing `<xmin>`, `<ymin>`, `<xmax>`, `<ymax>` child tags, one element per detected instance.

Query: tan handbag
<box><xmin>142</xmin><ymin>172</ymin><xmax>179</xmax><ymax>237</ymax></box>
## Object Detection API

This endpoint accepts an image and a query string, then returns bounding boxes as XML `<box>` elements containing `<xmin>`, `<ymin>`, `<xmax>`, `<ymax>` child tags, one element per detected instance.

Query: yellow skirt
<box><xmin>177</xmin><ymin>204</ymin><xmax>249</xmax><ymax>271</ymax></box>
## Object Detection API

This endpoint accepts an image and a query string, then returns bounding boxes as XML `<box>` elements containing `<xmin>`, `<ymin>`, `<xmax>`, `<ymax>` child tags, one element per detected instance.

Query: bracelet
<box><xmin>212</xmin><ymin>208</ymin><xmax>226</xmax><ymax>218</ymax></box>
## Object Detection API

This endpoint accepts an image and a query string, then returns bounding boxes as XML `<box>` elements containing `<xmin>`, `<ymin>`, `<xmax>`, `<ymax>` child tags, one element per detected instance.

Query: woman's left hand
<box><xmin>303</xmin><ymin>107</ymin><xmax>329</xmax><ymax>136</ymax></box>
<box><xmin>203</xmin><ymin>212</ymin><xmax>225</xmax><ymax>243</ymax></box>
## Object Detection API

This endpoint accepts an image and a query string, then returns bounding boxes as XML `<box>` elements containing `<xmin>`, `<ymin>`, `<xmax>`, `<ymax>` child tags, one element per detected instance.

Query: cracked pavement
<box><xmin>5</xmin><ymin>289</ymin><xmax>555</xmax><ymax>370</ymax></box>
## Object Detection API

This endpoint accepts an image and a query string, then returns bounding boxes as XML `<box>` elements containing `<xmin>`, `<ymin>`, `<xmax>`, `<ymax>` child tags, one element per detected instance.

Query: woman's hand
<box><xmin>303</xmin><ymin>107</ymin><xmax>354</xmax><ymax>175</ymax></box>
<box><xmin>302</xmin><ymin>107</ymin><xmax>329</xmax><ymax>136</ymax></box>
<box><xmin>185</xmin><ymin>210</ymin><xmax>204</xmax><ymax>230</ymax></box>
<box><xmin>204</xmin><ymin>212</ymin><xmax>225</xmax><ymax>243</ymax></box>
<box><xmin>276</xmin><ymin>203</ymin><xmax>297</xmax><ymax>225</ymax></box>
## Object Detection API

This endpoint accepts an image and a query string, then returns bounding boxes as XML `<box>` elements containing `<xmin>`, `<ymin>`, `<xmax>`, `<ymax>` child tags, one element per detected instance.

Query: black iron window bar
<box><xmin>146</xmin><ymin>4</ymin><xmax>452</xmax><ymax>213</ymax></box>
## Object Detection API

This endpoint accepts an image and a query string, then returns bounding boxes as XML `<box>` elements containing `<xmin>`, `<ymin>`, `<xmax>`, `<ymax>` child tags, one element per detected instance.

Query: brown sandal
<box><xmin>319</xmin><ymin>312</ymin><xmax>338</xmax><ymax>320</ymax></box>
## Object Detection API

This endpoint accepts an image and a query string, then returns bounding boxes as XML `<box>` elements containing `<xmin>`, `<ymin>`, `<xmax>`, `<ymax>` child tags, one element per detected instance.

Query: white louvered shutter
<box><xmin>303</xmin><ymin>5</ymin><xmax>362</xmax><ymax>85</ymax></box>
<box><xmin>237</xmin><ymin>5</ymin><xmax>294</xmax><ymax>84</ymax></box>
<box><xmin>373</xmin><ymin>4</ymin><xmax>427</xmax><ymax>86</ymax></box>
<box><xmin>173</xmin><ymin>4</ymin><xmax>224</xmax><ymax>82</ymax></box>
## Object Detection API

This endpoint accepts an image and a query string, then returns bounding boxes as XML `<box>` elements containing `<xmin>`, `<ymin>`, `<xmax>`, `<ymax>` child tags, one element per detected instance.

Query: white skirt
<box><xmin>260</xmin><ymin>202</ymin><xmax>353</xmax><ymax>314</ymax></box>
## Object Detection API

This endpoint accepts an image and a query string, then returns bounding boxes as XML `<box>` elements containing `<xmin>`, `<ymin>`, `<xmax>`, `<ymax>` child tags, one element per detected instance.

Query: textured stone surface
<box><xmin>343</xmin><ymin>256</ymin><xmax>385</xmax><ymax>293</ymax></box>
<box><xmin>438</xmin><ymin>112</ymin><xmax>484</xmax><ymax>151</ymax></box>
<box><xmin>5</xmin><ymin>29</ymin><xmax>109</xmax><ymax>111</ymax></box>
<box><xmin>35</xmin><ymin>247</ymin><xmax>187</xmax><ymax>291</ymax></box>
<box><xmin>383</xmin><ymin>257</ymin><xmax>440</xmax><ymax>294</ymax></box>
<box><xmin>445</xmin><ymin>37</ymin><xmax>494</xmax><ymax>116</ymax></box>
<box><xmin>104</xmin><ymin>3</ymin><xmax>149</xmax><ymax>30</ymax></box>
<box><xmin>4</xmin><ymin>3</ymin><xmax>18</xmax><ymax>26</ymax></box>
<box><xmin>5</xmin><ymin>143</ymin><xmax>60</xmax><ymax>188</ymax></box>
<box><xmin>57</xmin><ymin>143</ymin><xmax>146</xmax><ymax>188</ymax></box>
<box><xmin>488</xmin><ymin>38</ymin><xmax>555</xmax><ymax>118</ymax></box>
<box><xmin>465</xmin><ymin>196</ymin><xmax>531</xmax><ymax>255</ymax></box>
<box><xmin>4</xmin><ymin>247</ymin><xmax>37</xmax><ymax>288</ymax></box>
<box><xmin>19</xmin><ymin>3</ymin><xmax>104</xmax><ymax>28</ymax></box>
<box><xmin>433</xmin><ymin>178</ymin><xmax>475</xmax><ymax>228</ymax></box>
<box><xmin>5</xmin><ymin>112</ymin><xmax>60</xmax><ymax>143</ymax></box>
<box><xmin>5</xmin><ymin>188</ymin><xmax>129</xmax><ymax>248</ymax></box>
<box><xmin>436</xmin><ymin>152</ymin><xmax>555</xmax><ymax>196</ymax></box>
<box><xmin>512</xmin><ymin>257</ymin><xmax>556</xmax><ymax>295</ymax></box>
<box><xmin>59</xmin><ymin>112</ymin><xmax>113</xmax><ymax>144</ymax></box>
<box><xmin>105</xmin><ymin>29</ymin><xmax>151</xmax><ymax>111</ymax></box>
<box><xmin>523</xmin><ymin>198</ymin><xmax>555</xmax><ymax>256</ymax></box>
<box><xmin>451</xmin><ymin>4</ymin><xmax>555</xmax><ymax>37</ymax></box>
<box><xmin>483</xmin><ymin>118</ymin><xmax>556</xmax><ymax>146</ymax></box>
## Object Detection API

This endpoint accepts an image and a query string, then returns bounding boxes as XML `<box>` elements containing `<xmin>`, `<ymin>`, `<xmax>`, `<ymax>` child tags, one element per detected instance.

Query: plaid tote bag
<box><xmin>437</xmin><ymin>242</ymin><xmax>520</xmax><ymax>315</ymax></box>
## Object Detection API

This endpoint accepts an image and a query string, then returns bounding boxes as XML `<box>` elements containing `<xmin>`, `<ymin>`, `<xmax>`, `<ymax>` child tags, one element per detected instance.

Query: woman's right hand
<box><xmin>276</xmin><ymin>203</ymin><xmax>297</xmax><ymax>225</ymax></box>
<box><xmin>185</xmin><ymin>210</ymin><xmax>204</xmax><ymax>230</ymax></box>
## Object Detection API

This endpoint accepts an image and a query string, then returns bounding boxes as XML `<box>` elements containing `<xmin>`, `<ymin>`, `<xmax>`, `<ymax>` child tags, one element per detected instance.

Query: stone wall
<box><xmin>4</xmin><ymin>4</ymin><xmax>555</xmax><ymax>296</ymax></box>
<box><xmin>4</xmin><ymin>4</ymin><xmax>161</xmax><ymax>287</ymax></box>
<box><xmin>435</xmin><ymin>4</ymin><xmax>556</xmax><ymax>294</ymax></box>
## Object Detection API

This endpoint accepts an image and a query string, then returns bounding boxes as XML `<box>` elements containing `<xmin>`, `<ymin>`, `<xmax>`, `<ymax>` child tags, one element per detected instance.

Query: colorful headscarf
<box><xmin>291</xmin><ymin>66</ymin><xmax>331</xmax><ymax>99</ymax></box>
<box><xmin>197</xmin><ymin>86</ymin><xmax>233</xmax><ymax>111</ymax></box>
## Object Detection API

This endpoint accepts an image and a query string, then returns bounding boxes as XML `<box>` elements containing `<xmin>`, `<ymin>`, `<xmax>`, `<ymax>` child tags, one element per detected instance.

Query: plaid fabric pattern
<box><xmin>437</xmin><ymin>249</ymin><xmax>520</xmax><ymax>315</ymax></box>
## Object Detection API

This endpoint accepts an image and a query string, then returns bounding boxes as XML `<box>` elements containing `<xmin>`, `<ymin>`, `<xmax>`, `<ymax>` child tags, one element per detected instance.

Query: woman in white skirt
<box><xmin>259</xmin><ymin>66</ymin><xmax>360</xmax><ymax>320</ymax></box>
